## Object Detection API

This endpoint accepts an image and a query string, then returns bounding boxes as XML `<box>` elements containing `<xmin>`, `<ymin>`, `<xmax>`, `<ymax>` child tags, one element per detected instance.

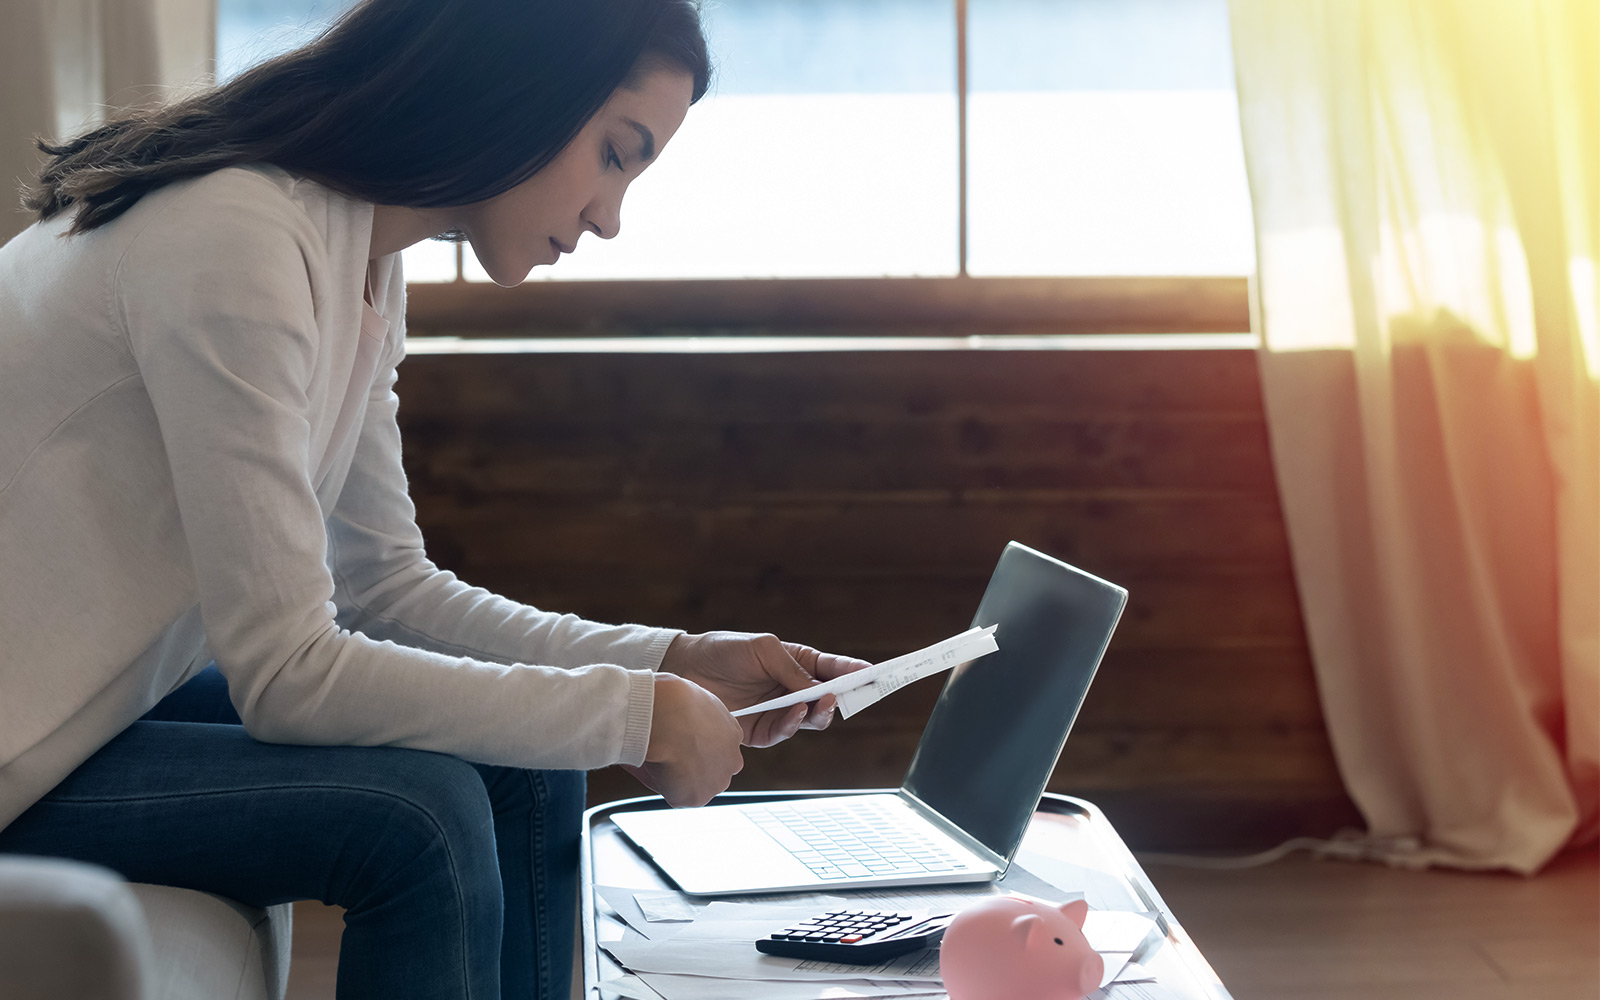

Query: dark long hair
<box><xmin>25</xmin><ymin>0</ymin><xmax>711</xmax><ymax>235</ymax></box>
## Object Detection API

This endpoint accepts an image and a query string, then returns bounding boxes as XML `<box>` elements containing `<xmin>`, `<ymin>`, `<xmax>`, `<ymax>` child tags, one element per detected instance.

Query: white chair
<box><xmin>0</xmin><ymin>855</ymin><xmax>291</xmax><ymax>1000</ymax></box>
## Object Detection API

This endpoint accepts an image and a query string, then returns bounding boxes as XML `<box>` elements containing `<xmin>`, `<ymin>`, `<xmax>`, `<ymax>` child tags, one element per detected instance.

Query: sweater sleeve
<box><xmin>325</xmin><ymin>321</ymin><xmax>678</xmax><ymax>717</ymax></box>
<box><xmin>116</xmin><ymin>178</ymin><xmax>657</xmax><ymax>768</ymax></box>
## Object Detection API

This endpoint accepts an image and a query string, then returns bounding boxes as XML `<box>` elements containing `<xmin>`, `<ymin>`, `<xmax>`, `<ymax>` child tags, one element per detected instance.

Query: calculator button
<box><xmin>839</xmin><ymin>934</ymin><xmax>863</xmax><ymax>943</ymax></box>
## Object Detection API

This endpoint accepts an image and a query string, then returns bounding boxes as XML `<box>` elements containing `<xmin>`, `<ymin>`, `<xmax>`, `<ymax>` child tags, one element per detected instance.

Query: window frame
<box><xmin>217</xmin><ymin>2</ymin><xmax>1253</xmax><ymax>334</ymax></box>
<box><xmin>402</xmin><ymin>0</ymin><xmax>1251</xmax><ymax>336</ymax></box>
<box><xmin>404</xmin><ymin>276</ymin><xmax>1249</xmax><ymax>337</ymax></box>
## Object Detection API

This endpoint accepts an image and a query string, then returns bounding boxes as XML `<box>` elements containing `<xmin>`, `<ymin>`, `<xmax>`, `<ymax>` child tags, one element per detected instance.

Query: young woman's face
<box><xmin>458</xmin><ymin>65</ymin><xmax>695</xmax><ymax>286</ymax></box>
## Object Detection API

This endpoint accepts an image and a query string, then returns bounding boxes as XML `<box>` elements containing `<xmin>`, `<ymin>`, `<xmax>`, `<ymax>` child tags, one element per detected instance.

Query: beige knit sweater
<box><xmin>0</xmin><ymin>165</ymin><xmax>673</xmax><ymax>831</ymax></box>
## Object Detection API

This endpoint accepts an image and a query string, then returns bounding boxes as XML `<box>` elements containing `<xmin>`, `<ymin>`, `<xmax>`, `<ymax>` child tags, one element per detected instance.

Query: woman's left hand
<box><xmin>658</xmin><ymin>632</ymin><xmax>872</xmax><ymax>748</ymax></box>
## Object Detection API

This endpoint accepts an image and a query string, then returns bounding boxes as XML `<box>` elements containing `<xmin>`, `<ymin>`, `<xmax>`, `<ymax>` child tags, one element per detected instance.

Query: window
<box><xmin>473</xmin><ymin>0</ymin><xmax>959</xmax><ymax>282</ymax></box>
<box><xmin>217</xmin><ymin>0</ymin><xmax>1252</xmax><ymax>331</ymax></box>
<box><xmin>967</xmin><ymin>0</ymin><xmax>1252</xmax><ymax>277</ymax></box>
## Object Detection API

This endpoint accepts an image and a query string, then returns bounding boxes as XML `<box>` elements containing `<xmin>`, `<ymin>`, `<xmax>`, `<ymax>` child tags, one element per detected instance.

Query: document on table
<box><xmin>601</xmin><ymin>898</ymin><xmax>1161</xmax><ymax>985</ymax></box>
<box><xmin>1087</xmin><ymin>983</ymin><xmax>1186</xmax><ymax>1000</ymax></box>
<box><xmin>603</xmin><ymin>934</ymin><xmax>944</xmax><ymax>983</ymax></box>
<box><xmin>632</xmin><ymin>972</ymin><xmax>946</xmax><ymax>1000</ymax></box>
<box><xmin>732</xmin><ymin>626</ymin><xmax>999</xmax><ymax>719</ymax></box>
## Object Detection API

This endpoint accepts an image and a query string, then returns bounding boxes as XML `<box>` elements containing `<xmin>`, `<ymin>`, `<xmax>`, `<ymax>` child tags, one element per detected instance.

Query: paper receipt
<box><xmin>731</xmin><ymin>625</ymin><xmax>999</xmax><ymax>720</ymax></box>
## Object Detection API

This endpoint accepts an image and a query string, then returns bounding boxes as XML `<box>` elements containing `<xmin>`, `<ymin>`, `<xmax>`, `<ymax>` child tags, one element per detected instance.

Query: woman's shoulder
<box><xmin>134</xmin><ymin>165</ymin><xmax>360</xmax><ymax>243</ymax></box>
<box><xmin>113</xmin><ymin>165</ymin><xmax>372</xmax><ymax>282</ymax></box>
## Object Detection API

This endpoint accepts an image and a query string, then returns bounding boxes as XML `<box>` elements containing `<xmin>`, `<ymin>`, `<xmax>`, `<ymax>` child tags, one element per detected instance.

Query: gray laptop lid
<box><xmin>901</xmin><ymin>541</ymin><xmax>1127</xmax><ymax>866</ymax></box>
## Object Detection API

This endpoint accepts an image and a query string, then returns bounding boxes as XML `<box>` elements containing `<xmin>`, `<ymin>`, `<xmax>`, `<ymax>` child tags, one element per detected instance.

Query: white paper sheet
<box><xmin>635</xmin><ymin>973</ymin><xmax>945</xmax><ymax>1000</ymax></box>
<box><xmin>1082</xmin><ymin>911</ymin><xmax>1161</xmax><ymax>953</ymax></box>
<box><xmin>595</xmin><ymin>885</ymin><xmax>857</xmax><ymax>940</ymax></box>
<box><xmin>659</xmin><ymin>901</ymin><xmax>874</xmax><ymax>943</ymax></box>
<box><xmin>636</xmin><ymin>891</ymin><xmax>698</xmax><ymax>923</ymax></box>
<box><xmin>1114</xmin><ymin>962</ymin><xmax>1157</xmax><ymax>984</ymax></box>
<box><xmin>602</xmin><ymin>936</ymin><xmax>944</xmax><ymax>983</ymax></box>
<box><xmin>1088</xmin><ymin>982</ymin><xmax>1185</xmax><ymax>1000</ymax></box>
<box><xmin>604</xmin><ymin>904</ymin><xmax>1155</xmax><ymax>986</ymax></box>
<box><xmin>598</xmin><ymin>969</ymin><xmax>668</xmax><ymax>1000</ymax></box>
<box><xmin>596</xmin><ymin>885</ymin><xmax>680</xmax><ymax>939</ymax></box>
<box><xmin>732</xmin><ymin>626</ymin><xmax>998</xmax><ymax>719</ymax></box>
<box><xmin>1016</xmin><ymin>853</ymin><xmax>1147</xmax><ymax>912</ymax></box>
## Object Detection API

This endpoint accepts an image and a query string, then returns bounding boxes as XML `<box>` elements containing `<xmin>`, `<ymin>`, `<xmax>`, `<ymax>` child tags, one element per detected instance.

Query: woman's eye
<box><xmin>606</xmin><ymin>145</ymin><xmax>623</xmax><ymax>170</ymax></box>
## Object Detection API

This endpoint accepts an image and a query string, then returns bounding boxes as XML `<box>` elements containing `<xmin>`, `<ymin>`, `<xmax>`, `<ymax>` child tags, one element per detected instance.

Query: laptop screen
<box><xmin>901</xmin><ymin>542</ymin><xmax>1127</xmax><ymax>863</ymax></box>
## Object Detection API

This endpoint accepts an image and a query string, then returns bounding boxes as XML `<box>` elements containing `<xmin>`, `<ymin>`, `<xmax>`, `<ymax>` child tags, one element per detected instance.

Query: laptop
<box><xmin>611</xmin><ymin>541</ymin><xmax>1128</xmax><ymax>896</ymax></box>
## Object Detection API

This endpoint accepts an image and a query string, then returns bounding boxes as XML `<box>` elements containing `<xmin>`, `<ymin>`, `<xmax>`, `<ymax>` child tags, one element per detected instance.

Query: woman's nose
<box><xmin>583</xmin><ymin>198</ymin><xmax>621</xmax><ymax>241</ymax></box>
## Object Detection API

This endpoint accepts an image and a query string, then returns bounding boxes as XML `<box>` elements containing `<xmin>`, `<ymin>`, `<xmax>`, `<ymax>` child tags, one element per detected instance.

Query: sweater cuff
<box><xmin>618</xmin><ymin>668</ymin><xmax>656</xmax><ymax>767</ymax></box>
<box><xmin>637</xmin><ymin>627</ymin><xmax>682</xmax><ymax>672</ymax></box>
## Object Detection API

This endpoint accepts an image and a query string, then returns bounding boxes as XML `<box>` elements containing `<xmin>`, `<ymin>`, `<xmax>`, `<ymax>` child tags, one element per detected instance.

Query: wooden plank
<box><xmin>852</xmin><ymin>648</ymin><xmax>1324</xmax><ymax>733</ymax></box>
<box><xmin>579</xmin><ymin>724</ymin><xmax>1344</xmax><ymax>814</ymax></box>
<box><xmin>409</xmin><ymin>496</ymin><xmax>1296</xmax><ymax>578</ymax></box>
<box><xmin>404</xmin><ymin>571</ymin><xmax>1307</xmax><ymax>654</ymax></box>
<box><xmin>393</xmin><ymin>350</ymin><xmax>1268</xmax><ymax>422</ymax></box>
<box><xmin>700</xmin><ymin>724</ymin><xmax>1346</xmax><ymax>793</ymax></box>
<box><xmin>402</xmin><ymin>414</ymin><xmax>1279</xmax><ymax>497</ymax></box>
<box><xmin>404</xmin><ymin>275</ymin><xmax>1251</xmax><ymax>334</ymax></box>
<box><xmin>513</xmin><ymin>646</ymin><xmax>1319</xmax><ymax>735</ymax></box>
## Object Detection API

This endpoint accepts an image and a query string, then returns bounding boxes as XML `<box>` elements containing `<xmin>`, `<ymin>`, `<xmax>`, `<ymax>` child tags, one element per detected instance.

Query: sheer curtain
<box><xmin>0</xmin><ymin>0</ymin><xmax>214</xmax><ymax>243</ymax></box>
<box><xmin>1229</xmin><ymin>0</ymin><xmax>1598</xmax><ymax>872</ymax></box>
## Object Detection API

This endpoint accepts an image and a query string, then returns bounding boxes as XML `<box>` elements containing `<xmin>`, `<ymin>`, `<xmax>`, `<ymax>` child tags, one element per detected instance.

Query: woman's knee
<box><xmin>324</xmin><ymin>749</ymin><xmax>500</xmax><ymax>911</ymax></box>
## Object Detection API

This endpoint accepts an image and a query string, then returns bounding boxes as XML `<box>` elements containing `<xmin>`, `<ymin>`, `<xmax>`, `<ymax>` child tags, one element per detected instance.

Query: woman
<box><xmin>0</xmin><ymin>2</ymin><xmax>867</xmax><ymax>997</ymax></box>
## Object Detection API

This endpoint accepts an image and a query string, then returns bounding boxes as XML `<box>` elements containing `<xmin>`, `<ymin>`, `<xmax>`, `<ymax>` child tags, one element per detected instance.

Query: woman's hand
<box><xmin>622</xmin><ymin>673</ymin><xmax>745</xmax><ymax>808</ymax></box>
<box><xmin>658</xmin><ymin>631</ymin><xmax>873</xmax><ymax>748</ymax></box>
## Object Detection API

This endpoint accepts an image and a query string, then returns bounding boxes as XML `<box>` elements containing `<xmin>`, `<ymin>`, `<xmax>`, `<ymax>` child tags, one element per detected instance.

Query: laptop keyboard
<box><xmin>746</xmin><ymin>799</ymin><xmax>974</xmax><ymax>881</ymax></box>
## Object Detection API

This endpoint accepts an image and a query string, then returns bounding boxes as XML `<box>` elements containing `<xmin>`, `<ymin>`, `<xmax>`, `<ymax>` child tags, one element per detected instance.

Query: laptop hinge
<box><xmin>895</xmin><ymin>789</ymin><xmax>1010</xmax><ymax>873</ymax></box>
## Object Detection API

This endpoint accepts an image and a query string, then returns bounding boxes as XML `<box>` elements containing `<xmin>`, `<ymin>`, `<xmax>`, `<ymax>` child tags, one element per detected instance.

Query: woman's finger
<box><xmin>799</xmin><ymin>692</ymin><xmax>837</xmax><ymax>731</ymax></box>
<box><xmin>756</xmin><ymin>638</ymin><xmax>825</xmax><ymax>693</ymax></box>
<box><xmin>742</xmin><ymin>703</ymin><xmax>807</xmax><ymax>748</ymax></box>
<box><xmin>783</xmin><ymin>642</ymin><xmax>872</xmax><ymax>681</ymax></box>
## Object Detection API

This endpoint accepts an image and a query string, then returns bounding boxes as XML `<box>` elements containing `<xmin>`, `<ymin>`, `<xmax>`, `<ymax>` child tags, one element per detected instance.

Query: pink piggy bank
<box><xmin>940</xmin><ymin>894</ymin><xmax>1103</xmax><ymax>1000</ymax></box>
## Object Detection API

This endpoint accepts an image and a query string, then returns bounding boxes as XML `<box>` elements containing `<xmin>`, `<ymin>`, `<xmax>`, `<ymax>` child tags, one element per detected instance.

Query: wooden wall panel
<box><xmin>394</xmin><ymin>348</ymin><xmax>1359</xmax><ymax>847</ymax></box>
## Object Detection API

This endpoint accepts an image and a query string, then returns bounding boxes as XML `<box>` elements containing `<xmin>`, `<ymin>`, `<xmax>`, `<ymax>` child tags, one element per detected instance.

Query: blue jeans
<box><xmin>0</xmin><ymin>667</ymin><xmax>584</xmax><ymax>1000</ymax></box>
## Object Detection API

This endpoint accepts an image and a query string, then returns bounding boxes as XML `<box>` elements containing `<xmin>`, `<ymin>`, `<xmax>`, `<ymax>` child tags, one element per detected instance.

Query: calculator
<box><xmin>755</xmin><ymin>909</ymin><xmax>954</xmax><ymax>964</ymax></box>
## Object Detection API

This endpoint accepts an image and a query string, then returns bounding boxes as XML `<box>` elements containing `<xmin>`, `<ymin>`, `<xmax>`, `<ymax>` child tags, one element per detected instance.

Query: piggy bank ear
<box><xmin>1010</xmin><ymin>913</ymin><xmax>1045</xmax><ymax>947</ymax></box>
<box><xmin>1057</xmin><ymin>899</ymin><xmax>1089</xmax><ymax>928</ymax></box>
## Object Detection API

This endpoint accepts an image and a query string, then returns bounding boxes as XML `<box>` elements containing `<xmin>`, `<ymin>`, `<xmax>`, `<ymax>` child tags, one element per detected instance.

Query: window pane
<box><xmin>216</xmin><ymin>0</ymin><xmax>355</xmax><ymax>81</ymax></box>
<box><xmin>220</xmin><ymin>1</ymin><xmax>960</xmax><ymax>283</ymax></box>
<box><xmin>400</xmin><ymin>239</ymin><xmax>457</xmax><ymax>283</ymax></box>
<box><xmin>490</xmin><ymin>0</ymin><xmax>960</xmax><ymax>281</ymax></box>
<box><xmin>967</xmin><ymin>0</ymin><xmax>1254</xmax><ymax>276</ymax></box>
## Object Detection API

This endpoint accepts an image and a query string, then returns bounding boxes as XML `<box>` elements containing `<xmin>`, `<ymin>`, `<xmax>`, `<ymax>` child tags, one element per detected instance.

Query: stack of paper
<box><xmin>594</xmin><ymin>883</ymin><xmax>1174</xmax><ymax>1000</ymax></box>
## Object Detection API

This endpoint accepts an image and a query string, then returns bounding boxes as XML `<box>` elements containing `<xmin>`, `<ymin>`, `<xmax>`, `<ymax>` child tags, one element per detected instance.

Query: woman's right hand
<box><xmin>622</xmin><ymin>673</ymin><xmax>744</xmax><ymax>808</ymax></box>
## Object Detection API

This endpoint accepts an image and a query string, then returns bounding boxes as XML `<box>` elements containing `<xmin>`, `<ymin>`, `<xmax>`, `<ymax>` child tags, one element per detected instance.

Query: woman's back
<box><xmin>0</xmin><ymin>164</ymin><xmax>393</xmax><ymax>829</ymax></box>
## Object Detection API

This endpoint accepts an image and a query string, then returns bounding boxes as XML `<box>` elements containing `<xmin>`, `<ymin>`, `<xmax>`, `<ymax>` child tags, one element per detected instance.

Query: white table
<box><xmin>582</xmin><ymin>789</ymin><xmax>1232</xmax><ymax>1000</ymax></box>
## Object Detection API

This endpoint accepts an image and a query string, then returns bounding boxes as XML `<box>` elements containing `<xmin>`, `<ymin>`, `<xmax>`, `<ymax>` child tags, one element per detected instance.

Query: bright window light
<box><xmin>967</xmin><ymin>0</ymin><xmax>1254</xmax><ymax>276</ymax></box>
<box><xmin>219</xmin><ymin>0</ymin><xmax>1254</xmax><ymax>282</ymax></box>
<box><xmin>471</xmin><ymin>0</ymin><xmax>960</xmax><ymax>281</ymax></box>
